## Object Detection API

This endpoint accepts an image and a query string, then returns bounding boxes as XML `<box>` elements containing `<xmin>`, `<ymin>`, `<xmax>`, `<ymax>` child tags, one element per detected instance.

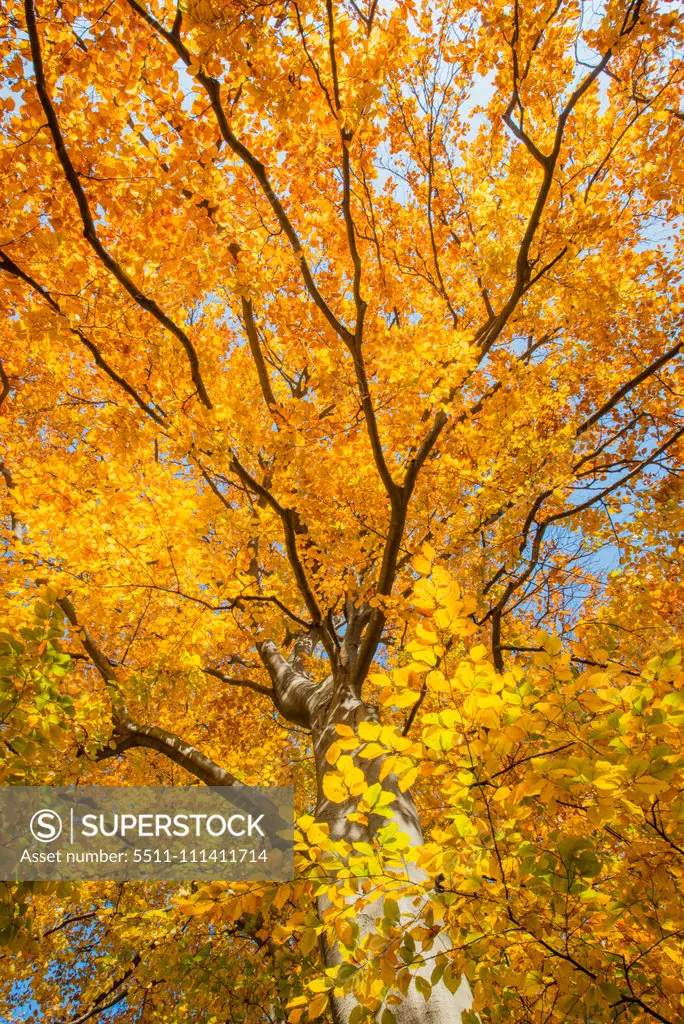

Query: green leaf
<box><xmin>443</xmin><ymin>964</ymin><xmax>462</xmax><ymax>993</ymax></box>
<box><xmin>430</xmin><ymin>961</ymin><xmax>445</xmax><ymax>986</ymax></box>
<box><xmin>384</xmin><ymin>897</ymin><xmax>401</xmax><ymax>925</ymax></box>
<box><xmin>336</xmin><ymin>963</ymin><xmax>358</xmax><ymax>985</ymax></box>
<box><xmin>599</xmin><ymin>981</ymin><xmax>621</xmax><ymax>1002</ymax></box>
<box><xmin>415</xmin><ymin>976</ymin><xmax>431</xmax><ymax>1001</ymax></box>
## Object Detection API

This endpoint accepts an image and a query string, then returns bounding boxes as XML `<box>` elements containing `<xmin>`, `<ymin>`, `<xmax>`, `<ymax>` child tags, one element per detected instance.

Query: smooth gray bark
<box><xmin>258</xmin><ymin>636</ymin><xmax>475</xmax><ymax>1024</ymax></box>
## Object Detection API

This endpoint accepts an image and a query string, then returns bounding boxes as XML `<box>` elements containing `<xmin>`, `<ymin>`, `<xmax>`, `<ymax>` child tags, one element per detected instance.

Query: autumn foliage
<box><xmin>0</xmin><ymin>0</ymin><xmax>683</xmax><ymax>1021</ymax></box>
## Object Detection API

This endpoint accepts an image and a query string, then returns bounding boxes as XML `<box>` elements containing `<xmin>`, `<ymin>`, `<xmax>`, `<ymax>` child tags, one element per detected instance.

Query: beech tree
<box><xmin>0</xmin><ymin>0</ymin><xmax>682</xmax><ymax>1022</ymax></box>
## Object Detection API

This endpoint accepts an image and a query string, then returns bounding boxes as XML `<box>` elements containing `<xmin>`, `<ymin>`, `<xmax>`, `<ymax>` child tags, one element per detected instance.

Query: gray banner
<box><xmin>0</xmin><ymin>786</ymin><xmax>294</xmax><ymax>881</ymax></box>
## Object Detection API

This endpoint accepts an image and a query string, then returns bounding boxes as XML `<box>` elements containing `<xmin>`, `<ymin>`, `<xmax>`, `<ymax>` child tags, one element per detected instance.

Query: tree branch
<box><xmin>351</xmin><ymin>347</ymin><xmax>401</xmax><ymax>501</ymax></box>
<box><xmin>125</xmin><ymin>0</ymin><xmax>352</xmax><ymax>346</ymax></box>
<box><xmin>0</xmin><ymin>358</ymin><xmax>9</xmax><ymax>408</ymax></box>
<box><xmin>257</xmin><ymin>638</ymin><xmax>324</xmax><ymax>728</ymax></box>
<box><xmin>203</xmin><ymin>666</ymin><xmax>274</xmax><ymax>699</ymax></box>
<box><xmin>0</xmin><ymin>248</ymin><xmax>165</xmax><ymax>425</ymax></box>
<box><xmin>478</xmin><ymin>2</ymin><xmax>643</xmax><ymax>358</ymax></box>
<box><xmin>23</xmin><ymin>0</ymin><xmax>211</xmax><ymax>409</ymax></box>
<box><xmin>57</xmin><ymin>594</ymin><xmax>243</xmax><ymax>787</ymax></box>
<box><xmin>576</xmin><ymin>340</ymin><xmax>682</xmax><ymax>438</ymax></box>
<box><xmin>226</xmin><ymin>457</ymin><xmax>338</xmax><ymax>664</ymax></box>
<box><xmin>94</xmin><ymin>722</ymin><xmax>243</xmax><ymax>787</ymax></box>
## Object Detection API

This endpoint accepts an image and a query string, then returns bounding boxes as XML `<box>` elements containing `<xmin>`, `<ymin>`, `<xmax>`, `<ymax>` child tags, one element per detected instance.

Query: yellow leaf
<box><xmin>308</xmin><ymin>993</ymin><xmax>329</xmax><ymax>1018</ymax></box>
<box><xmin>359</xmin><ymin>742</ymin><xmax>385</xmax><ymax>759</ymax></box>
<box><xmin>478</xmin><ymin>707</ymin><xmax>500</xmax><ymax>730</ymax></box>
<box><xmin>334</xmin><ymin>917</ymin><xmax>354</xmax><ymax>946</ymax></box>
<box><xmin>412</xmin><ymin>553</ymin><xmax>432</xmax><ymax>575</ymax></box>
<box><xmin>358</xmin><ymin>721</ymin><xmax>382</xmax><ymax>741</ymax></box>
<box><xmin>392</xmin><ymin>690</ymin><xmax>421</xmax><ymax>709</ymax></box>
<box><xmin>176</xmin><ymin>900</ymin><xmax>213</xmax><ymax>917</ymax></box>
<box><xmin>326</xmin><ymin>741</ymin><xmax>342</xmax><ymax>765</ymax></box>
<box><xmin>398</xmin><ymin>766</ymin><xmax>419</xmax><ymax>791</ymax></box>
<box><xmin>470</xmin><ymin>644</ymin><xmax>488</xmax><ymax>662</ymax></box>
<box><xmin>273</xmin><ymin>885</ymin><xmax>291</xmax><ymax>910</ymax></box>
<box><xmin>299</xmin><ymin>928</ymin><xmax>319</xmax><ymax>956</ymax></box>
<box><xmin>543</xmin><ymin>634</ymin><xmax>563</xmax><ymax>656</ymax></box>
<box><xmin>322</xmin><ymin>772</ymin><xmax>349</xmax><ymax>803</ymax></box>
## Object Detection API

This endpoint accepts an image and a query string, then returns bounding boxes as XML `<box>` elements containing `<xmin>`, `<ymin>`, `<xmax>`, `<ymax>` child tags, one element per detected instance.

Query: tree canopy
<box><xmin>0</xmin><ymin>0</ymin><xmax>682</xmax><ymax>1021</ymax></box>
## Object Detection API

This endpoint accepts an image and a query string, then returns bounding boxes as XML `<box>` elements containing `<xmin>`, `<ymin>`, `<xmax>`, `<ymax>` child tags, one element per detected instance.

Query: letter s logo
<box><xmin>30</xmin><ymin>809</ymin><xmax>63</xmax><ymax>843</ymax></box>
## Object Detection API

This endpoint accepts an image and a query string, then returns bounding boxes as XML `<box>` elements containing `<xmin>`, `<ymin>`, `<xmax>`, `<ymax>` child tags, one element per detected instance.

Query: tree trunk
<box><xmin>312</xmin><ymin>689</ymin><xmax>473</xmax><ymax>1024</ymax></box>
<box><xmin>258</xmin><ymin>638</ymin><xmax>475</xmax><ymax>1024</ymax></box>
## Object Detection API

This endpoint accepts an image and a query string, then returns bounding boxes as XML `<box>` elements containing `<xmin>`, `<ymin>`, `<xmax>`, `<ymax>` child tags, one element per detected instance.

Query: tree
<box><xmin>0</xmin><ymin>0</ymin><xmax>682</xmax><ymax>1020</ymax></box>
